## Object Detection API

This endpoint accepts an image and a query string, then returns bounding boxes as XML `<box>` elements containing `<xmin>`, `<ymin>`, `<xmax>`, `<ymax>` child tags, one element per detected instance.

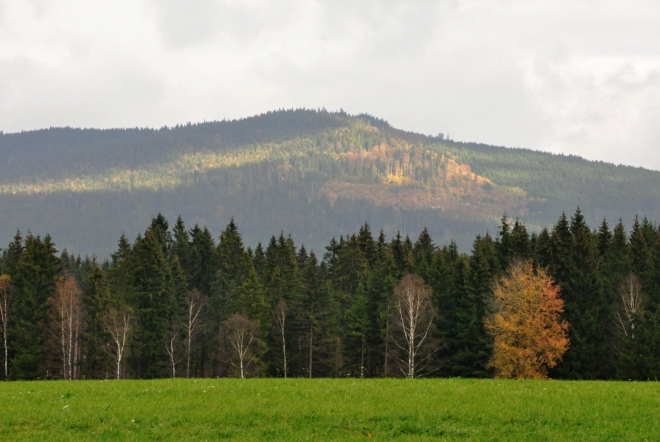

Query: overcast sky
<box><xmin>1</xmin><ymin>0</ymin><xmax>659</xmax><ymax>169</ymax></box>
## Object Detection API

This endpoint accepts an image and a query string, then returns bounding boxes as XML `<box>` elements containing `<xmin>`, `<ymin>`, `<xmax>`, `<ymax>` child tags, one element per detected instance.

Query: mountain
<box><xmin>1</xmin><ymin>109</ymin><xmax>659</xmax><ymax>256</ymax></box>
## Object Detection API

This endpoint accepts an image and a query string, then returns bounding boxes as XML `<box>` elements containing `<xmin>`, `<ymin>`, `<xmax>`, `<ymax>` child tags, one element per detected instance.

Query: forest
<box><xmin>2</xmin><ymin>109</ymin><xmax>660</xmax><ymax>257</ymax></box>
<box><xmin>1</xmin><ymin>207</ymin><xmax>659</xmax><ymax>381</ymax></box>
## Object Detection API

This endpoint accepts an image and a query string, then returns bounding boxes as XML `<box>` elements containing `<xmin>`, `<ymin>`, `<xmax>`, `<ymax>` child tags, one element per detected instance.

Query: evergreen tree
<box><xmin>510</xmin><ymin>219</ymin><xmax>531</xmax><ymax>261</ymax></box>
<box><xmin>253</xmin><ymin>242</ymin><xmax>266</xmax><ymax>280</ymax></box>
<box><xmin>357</xmin><ymin>223</ymin><xmax>377</xmax><ymax>267</ymax></box>
<box><xmin>366</xmin><ymin>246</ymin><xmax>397</xmax><ymax>377</ymax></box>
<box><xmin>188</xmin><ymin>225</ymin><xmax>216</xmax><ymax>295</ymax></box>
<box><xmin>299</xmin><ymin>252</ymin><xmax>336</xmax><ymax>377</ymax></box>
<box><xmin>172</xmin><ymin>216</ymin><xmax>191</xmax><ymax>275</ymax></box>
<box><xmin>81</xmin><ymin>259</ymin><xmax>111</xmax><ymax>379</ymax></box>
<box><xmin>345</xmin><ymin>283</ymin><xmax>369</xmax><ymax>377</ymax></box>
<box><xmin>450</xmin><ymin>234</ymin><xmax>497</xmax><ymax>378</ymax></box>
<box><xmin>496</xmin><ymin>215</ymin><xmax>512</xmax><ymax>269</ymax></box>
<box><xmin>552</xmin><ymin>208</ymin><xmax>607</xmax><ymax>379</ymax></box>
<box><xmin>10</xmin><ymin>234</ymin><xmax>61</xmax><ymax>379</ymax></box>
<box><xmin>413</xmin><ymin>227</ymin><xmax>435</xmax><ymax>269</ymax></box>
<box><xmin>129</xmin><ymin>229</ymin><xmax>172</xmax><ymax>378</ymax></box>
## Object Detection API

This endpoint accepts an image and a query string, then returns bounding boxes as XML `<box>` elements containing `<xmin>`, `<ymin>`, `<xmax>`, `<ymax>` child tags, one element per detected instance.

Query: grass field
<box><xmin>1</xmin><ymin>378</ymin><xmax>658</xmax><ymax>441</ymax></box>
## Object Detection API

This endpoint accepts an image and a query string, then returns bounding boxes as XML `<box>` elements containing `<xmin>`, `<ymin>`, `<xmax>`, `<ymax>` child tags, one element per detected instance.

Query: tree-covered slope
<box><xmin>1</xmin><ymin>109</ymin><xmax>658</xmax><ymax>256</ymax></box>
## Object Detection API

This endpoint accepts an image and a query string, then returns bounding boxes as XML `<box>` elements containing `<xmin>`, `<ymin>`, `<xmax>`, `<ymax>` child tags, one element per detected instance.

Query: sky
<box><xmin>1</xmin><ymin>0</ymin><xmax>659</xmax><ymax>169</ymax></box>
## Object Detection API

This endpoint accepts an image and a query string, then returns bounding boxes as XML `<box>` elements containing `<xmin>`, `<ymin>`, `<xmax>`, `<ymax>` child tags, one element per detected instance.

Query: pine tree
<box><xmin>212</xmin><ymin>219</ymin><xmax>246</xmax><ymax>320</ymax></box>
<box><xmin>451</xmin><ymin>234</ymin><xmax>497</xmax><ymax>377</ymax></box>
<box><xmin>189</xmin><ymin>225</ymin><xmax>216</xmax><ymax>296</ymax></box>
<box><xmin>553</xmin><ymin>208</ymin><xmax>607</xmax><ymax>379</ymax></box>
<box><xmin>81</xmin><ymin>259</ymin><xmax>111</xmax><ymax>379</ymax></box>
<box><xmin>630</xmin><ymin>216</ymin><xmax>653</xmax><ymax>290</ymax></box>
<box><xmin>496</xmin><ymin>215</ymin><xmax>512</xmax><ymax>269</ymax></box>
<box><xmin>172</xmin><ymin>216</ymin><xmax>191</xmax><ymax>275</ymax></box>
<box><xmin>510</xmin><ymin>219</ymin><xmax>531</xmax><ymax>261</ymax></box>
<box><xmin>357</xmin><ymin>223</ymin><xmax>377</xmax><ymax>267</ymax></box>
<box><xmin>366</xmin><ymin>247</ymin><xmax>397</xmax><ymax>377</ymax></box>
<box><xmin>299</xmin><ymin>252</ymin><xmax>336</xmax><ymax>378</ymax></box>
<box><xmin>10</xmin><ymin>234</ymin><xmax>61</xmax><ymax>379</ymax></box>
<box><xmin>253</xmin><ymin>242</ymin><xmax>266</xmax><ymax>280</ymax></box>
<box><xmin>431</xmin><ymin>242</ymin><xmax>469</xmax><ymax>376</ymax></box>
<box><xmin>129</xmin><ymin>229</ymin><xmax>172</xmax><ymax>378</ymax></box>
<box><xmin>413</xmin><ymin>227</ymin><xmax>435</xmax><ymax>269</ymax></box>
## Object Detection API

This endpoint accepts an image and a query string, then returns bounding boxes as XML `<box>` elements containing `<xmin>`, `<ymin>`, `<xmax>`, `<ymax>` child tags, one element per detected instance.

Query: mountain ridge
<box><xmin>1</xmin><ymin>109</ymin><xmax>658</xmax><ymax>256</ymax></box>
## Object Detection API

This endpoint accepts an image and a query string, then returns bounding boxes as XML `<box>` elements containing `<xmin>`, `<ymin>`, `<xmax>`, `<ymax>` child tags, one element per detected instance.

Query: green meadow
<box><xmin>0</xmin><ymin>378</ymin><xmax>658</xmax><ymax>441</ymax></box>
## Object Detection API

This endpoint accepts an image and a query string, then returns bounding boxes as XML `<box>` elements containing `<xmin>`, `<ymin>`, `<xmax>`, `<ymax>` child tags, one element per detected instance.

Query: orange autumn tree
<box><xmin>485</xmin><ymin>260</ymin><xmax>569</xmax><ymax>379</ymax></box>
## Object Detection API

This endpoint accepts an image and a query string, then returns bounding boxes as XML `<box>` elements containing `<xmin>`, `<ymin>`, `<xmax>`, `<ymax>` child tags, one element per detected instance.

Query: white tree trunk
<box><xmin>391</xmin><ymin>275</ymin><xmax>434</xmax><ymax>379</ymax></box>
<box><xmin>1</xmin><ymin>290</ymin><xmax>9</xmax><ymax>379</ymax></box>
<box><xmin>185</xmin><ymin>290</ymin><xmax>204</xmax><ymax>378</ymax></box>
<box><xmin>274</xmin><ymin>300</ymin><xmax>288</xmax><ymax>378</ymax></box>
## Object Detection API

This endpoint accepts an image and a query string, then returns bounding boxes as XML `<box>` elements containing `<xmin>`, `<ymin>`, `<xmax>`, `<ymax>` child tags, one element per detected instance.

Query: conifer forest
<box><xmin>1</xmin><ymin>208</ymin><xmax>659</xmax><ymax>381</ymax></box>
<box><xmin>2</xmin><ymin>109</ymin><xmax>660</xmax><ymax>257</ymax></box>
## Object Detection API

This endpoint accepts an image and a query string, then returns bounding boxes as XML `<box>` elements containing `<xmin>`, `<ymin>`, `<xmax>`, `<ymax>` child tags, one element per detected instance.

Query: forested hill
<box><xmin>1</xmin><ymin>109</ymin><xmax>659</xmax><ymax>256</ymax></box>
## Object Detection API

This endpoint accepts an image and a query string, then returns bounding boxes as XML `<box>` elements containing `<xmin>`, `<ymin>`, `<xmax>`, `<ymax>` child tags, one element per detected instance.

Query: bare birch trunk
<box><xmin>384</xmin><ymin>300</ymin><xmax>390</xmax><ymax>377</ymax></box>
<box><xmin>224</xmin><ymin>314</ymin><xmax>260</xmax><ymax>379</ymax></box>
<box><xmin>391</xmin><ymin>275</ymin><xmax>435</xmax><ymax>379</ymax></box>
<box><xmin>50</xmin><ymin>275</ymin><xmax>83</xmax><ymax>380</ymax></box>
<box><xmin>185</xmin><ymin>289</ymin><xmax>204</xmax><ymax>378</ymax></box>
<box><xmin>1</xmin><ymin>297</ymin><xmax>7</xmax><ymax>379</ymax></box>
<box><xmin>274</xmin><ymin>299</ymin><xmax>288</xmax><ymax>378</ymax></box>
<box><xmin>308</xmin><ymin>309</ymin><xmax>313</xmax><ymax>379</ymax></box>
<box><xmin>0</xmin><ymin>275</ymin><xmax>10</xmax><ymax>379</ymax></box>
<box><xmin>104</xmin><ymin>307</ymin><xmax>132</xmax><ymax>380</ymax></box>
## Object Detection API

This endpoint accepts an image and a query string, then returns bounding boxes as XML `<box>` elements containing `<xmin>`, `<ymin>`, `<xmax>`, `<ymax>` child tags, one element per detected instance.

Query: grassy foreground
<box><xmin>0</xmin><ymin>378</ymin><xmax>658</xmax><ymax>441</ymax></box>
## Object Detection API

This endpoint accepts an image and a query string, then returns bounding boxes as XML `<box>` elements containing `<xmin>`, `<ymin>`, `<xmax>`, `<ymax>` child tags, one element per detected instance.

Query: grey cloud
<box><xmin>0</xmin><ymin>52</ymin><xmax>166</xmax><ymax>130</ymax></box>
<box><xmin>145</xmin><ymin>0</ymin><xmax>224</xmax><ymax>47</ymax></box>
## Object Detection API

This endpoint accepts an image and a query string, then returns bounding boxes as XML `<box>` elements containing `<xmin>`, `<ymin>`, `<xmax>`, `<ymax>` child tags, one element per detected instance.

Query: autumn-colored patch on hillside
<box><xmin>320</xmin><ymin>141</ymin><xmax>528</xmax><ymax>216</ymax></box>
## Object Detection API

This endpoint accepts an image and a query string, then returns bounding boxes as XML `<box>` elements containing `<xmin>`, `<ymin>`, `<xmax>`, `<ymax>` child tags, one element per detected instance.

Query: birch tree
<box><xmin>185</xmin><ymin>289</ymin><xmax>205</xmax><ymax>378</ymax></box>
<box><xmin>0</xmin><ymin>275</ymin><xmax>10</xmax><ymax>379</ymax></box>
<box><xmin>615</xmin><ymin>274</ymin><xmax>643</xmax><ymax>340</ymax></box>
<box><xmin>390</xmin><ymin>274</ymin><xmax>436</xmax><ymax>378</ymax></box>
<box><xmin>103</xmin><ymin>306</ymin><xmax>133</xmax><ymax>380</ymax></box>
<box><xmin>164</xmin><ymin>327</ymin><xmax>183</xmax><ymax>378</ymax></box>
<box><xmin>222</xmin><ymin>314</ymin><xmax>262</xmax><ymax>378</ymax></box>
<box><xmin>273</xmin><ymin>299</ymin><xmax>288</xmax><ymax>378</ymax></box>
<box><xmin>49</xmin><ymin>275</ymin><xmax>83</xmax><ymax>380</ymax></box>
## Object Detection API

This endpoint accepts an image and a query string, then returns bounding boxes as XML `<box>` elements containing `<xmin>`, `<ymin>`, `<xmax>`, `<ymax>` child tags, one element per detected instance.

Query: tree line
<box><xmin>0</xmin><ymin>207</ymin><xmax>659</xmax><ymax>380</ymax></box>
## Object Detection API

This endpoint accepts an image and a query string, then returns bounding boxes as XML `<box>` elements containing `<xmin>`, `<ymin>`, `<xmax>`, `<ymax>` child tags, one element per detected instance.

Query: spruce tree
<box><xmin>366</xmin><ymin>246</ymin><xmax>397</xmax><ymax>376</ymax></box>
<box><xmin>345</xmin><ymin>283</ymin><xmax>369</xmax><ymax>377</ymax></box>
<box><xmin>129</xmin><ymin>229</ymin><xmax>172</xmax><ymax>378</ymax></box>
<box><xmin>81</xmin><ymin>259</ymin><xmax>111</xmax><ymax>379</ymax></box>
<box><xmin>10</xmin><ymin>234</ymin><xmax>61</xmax><ymax>379</ymax></box>
<box><xmin>299</xmin><ymin>252</ymin><xmax>336</xmax><ymax>377</ymax></box>
<box><xmin>189</xmin><ymin>225</ymin><xmax>216</xmax><ymax>295</ymax></box>
<box><xmin>413</xmin><ymin>227</ymin><xmax>435</xmax><ymax>269</ymax></box>
<box><xmin>552</xmin><ymin>208</ymin><xmax>606</xmax><ymax>379</ymax></box>
<box><xmin>451</xmin><ymin>234</ymin><xmax>497</xmax><ymax>377</ymax></box>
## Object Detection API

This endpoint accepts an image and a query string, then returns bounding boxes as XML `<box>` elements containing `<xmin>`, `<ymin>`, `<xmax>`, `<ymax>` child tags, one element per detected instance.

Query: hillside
<box><xmin>1</xmin><ymin>109</ymin><xmax>659</xmax><ymax>256</ymax></box>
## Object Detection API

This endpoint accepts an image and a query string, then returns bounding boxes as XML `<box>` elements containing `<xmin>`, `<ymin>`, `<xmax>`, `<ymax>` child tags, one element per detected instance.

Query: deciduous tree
<box><xmin>273</xmin><ymin>299</ymin><xmax>288</xmax><ymax>377</ymax></box>
<box><xmin>103</xmin><ymin>306</ymin><xmax>133</xmax><ymax>380</ymax></box>
<box><xmin>222</xmin><ymin>314</ymin><xmax>263</xmax><ymax>378</ymax></box>
<box><xmin>49</xmin><ymin>274</ymin><xmax>83</xmax><ymax>380</ymax></box>
<box><xmin>185</xmin><ymin>289</ymin><xmax>205</xmax><ymax>378</ymax></box>
<box><xmin>485</xmin><ymin>261</ymin><xmax>569</xmax><ymax>379</ymax></box>
<box><xmin>390</xmin><ymin>274</ymin><xmax>436</xmax><ymax>378</ymax></box>
<box><xmin>0</xmin><ymin>275</ymin><xmax>10</xmax><ymax>379</ymax></box>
